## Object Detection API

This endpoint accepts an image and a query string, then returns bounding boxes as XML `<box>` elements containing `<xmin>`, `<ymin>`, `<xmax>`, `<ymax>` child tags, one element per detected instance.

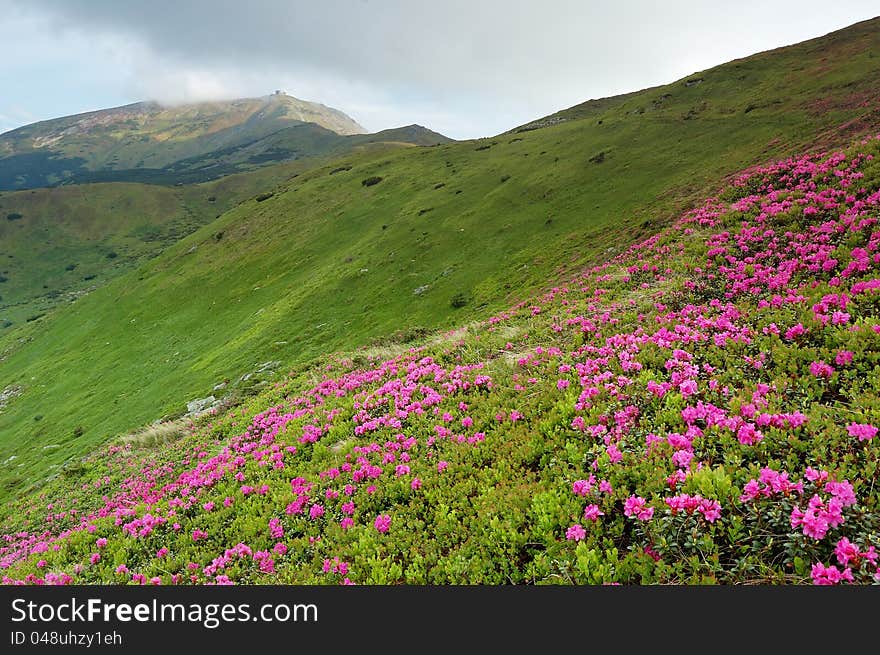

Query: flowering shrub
<box><xmin>1</xmin><ymin>136</ymin><xmax>880</xmax><ymax>585</ymax></box>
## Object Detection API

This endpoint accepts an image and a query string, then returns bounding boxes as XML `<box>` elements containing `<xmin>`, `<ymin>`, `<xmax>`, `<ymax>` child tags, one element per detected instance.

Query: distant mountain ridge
<box><xmin>0</xmin><ymin>93</ymin><xmax>449</xmax><ymax>190</ymax></box>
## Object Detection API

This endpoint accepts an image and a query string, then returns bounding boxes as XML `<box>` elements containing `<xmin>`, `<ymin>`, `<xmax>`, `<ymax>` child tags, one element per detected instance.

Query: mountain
<box><xmin>0</xmin><ymin>93</ymin><xmax>448</xmax><ymax>190</ymax></box>
<box><xmin>0</xmin><ymin>17</ymin><xmax>878</xmax><ymax>503</ymax></box>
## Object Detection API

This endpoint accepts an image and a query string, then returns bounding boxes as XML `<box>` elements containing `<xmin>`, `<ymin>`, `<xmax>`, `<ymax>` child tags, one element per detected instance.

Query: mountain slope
<box><xmin>0</xmin><ymin>156</ymin><xmax>322</xmax><ymax>326</ymax></box>
<box><xmin>0</xmin><ymin>135</ymin><xmax>447</xmax><ymax>325</ymax></box>
<box><xmin>0</xmin><ymin>18</ymin><xmax>878</xmax><ymax>499</ymax></box>
<box><xmin>0</xmin><ymin>93</ymin><xmax>441</xmax><ymax>190</ymax></box>
<box><xmin>1</xmin><ymin>134</ymin><xmax>878</xmax><ymax>585</ymax></box>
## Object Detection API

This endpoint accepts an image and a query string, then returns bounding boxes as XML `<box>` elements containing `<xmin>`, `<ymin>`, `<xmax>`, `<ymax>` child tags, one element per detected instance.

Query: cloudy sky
<box><xmin>1</xmin><ymin>1</ymin><xmax>877</xmax><ymax>139</ymax></box>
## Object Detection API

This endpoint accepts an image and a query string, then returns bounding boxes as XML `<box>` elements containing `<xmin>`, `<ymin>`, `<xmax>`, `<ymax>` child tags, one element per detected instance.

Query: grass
<box><xmin>0</xmin><ymin>17</ymin><xmax>878</xmax><ymax>501</ymax></box>
<box><xmin>0</xmin><ymin>145</ymin><xmax>419</xmax><ymax>325</ymax></box>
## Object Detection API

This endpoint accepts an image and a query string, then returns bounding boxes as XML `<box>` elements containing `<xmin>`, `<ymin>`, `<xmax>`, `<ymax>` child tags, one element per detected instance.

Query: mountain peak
<box><xmin>0</xmin><ymin>93</ymin><xmax>370</xmax><ymax>189</ymax></box>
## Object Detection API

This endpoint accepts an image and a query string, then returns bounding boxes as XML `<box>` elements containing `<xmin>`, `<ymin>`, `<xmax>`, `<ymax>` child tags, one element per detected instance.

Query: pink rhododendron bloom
<box><xmin>811</xmin><ymin>562</ymin><xmax>854</xmax><ymax>585</ymax></box>
<box><xmin>623</xmin><ymin>495</ymin><xmax>654</xmax><ymax>521</ymax></box>
<box><xmin>835</xmin><ymin>350</ymin><xmax>854</xmax><ymax>365</ymax></box>
<box><xmin>699</xmin><ymin>498</ymin><xmax>722</xmax><ymax>523</ymax></box>
<box><xmin>437</xmin><ymin>461</ymin><xmax>449</xmax><ymax>473</ymax></box>
<box><xmin>89</xmin><ymin>553</ymin><xmax>100</xmax><ymax>565</ymax></box>
<box><xmin>847</xmin><ymin>423</ymin><xmax>877</xmax><ymax>442</ymax></box>
<box><xmin>834</xmin><ymin>537</ymin><xmax>861</xmax><ymax>566</ymax></box>
<box><xmin>309</xmin><ymin>504</ymin><xmax>325</xmax><ymax>520</ymax></box>
<box><xmin>606</xmin><ymin>444</ymin><xmax>622</xmax><ymax>463</ymax></box>
<box><xmin>583</xmin><ymin>504</ymin><xmax>604</xmax><ymax>521</ymax></box>
<box><xmin>96</xmin><ymin>538</ymin><xmax>107</xmax><ymax>549</ymax></box>
<box><xmin>679</xmin><ymin>379</ymin><xmax>698</xmax><ymax>397</ymax></box>
<box><xmin>374</xmin><ymin>514</ymin><xmax>391</xmax><ymax>533</ymax></box>
<box><xmin>565</xmin><ymin>524</ymin><xmax>586</xmax><ymax>541</ymax></box>
<box><xmin>809</xmin><ymin>360</ymin><xmax>834</xmax><ymax>378</ymax></box>
<box><xmin>411</xmin><ymin>477</ymin><xmax>422</xmax><ymax>490</ymax></box>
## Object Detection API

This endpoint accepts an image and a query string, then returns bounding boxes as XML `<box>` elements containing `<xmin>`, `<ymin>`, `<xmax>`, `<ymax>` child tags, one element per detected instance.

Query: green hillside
<box><xmin>0</xmin><ymin>17</ymin><xmax>878</xmax><ymax>500</ymax></box>
<box><xmin>0</xmin><ymin>138</ymin><xmax>442</xmax><ymax>325</ymax></box>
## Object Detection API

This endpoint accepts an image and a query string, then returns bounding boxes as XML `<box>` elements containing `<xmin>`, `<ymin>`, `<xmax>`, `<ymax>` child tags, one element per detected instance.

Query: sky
<box><xmin>0</xmin><ymin>1</ymin><xmax>878</xmax><ymax>140</ymax></box>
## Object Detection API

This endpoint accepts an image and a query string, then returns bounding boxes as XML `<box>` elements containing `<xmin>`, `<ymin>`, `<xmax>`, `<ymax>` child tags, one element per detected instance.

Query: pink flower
<box><xmin>623</xmin><ymin>495</ymin><xmax>654</xmax><ymax>521</ymax></box>
<box><xmin>202</xmin><ymin>502</ymin><xmax>214</xmax><ymax>512</ymax></box>
<box><xmin>679</xmin><ymin>379</ymin><xmax>698</xmax><ymax>397</ymax></box>
<box><xmin>309</xmin><ymin>504</ymin><xmax>325</xmax><ymax>520</ymax></box>
<box><xmin>89</xmin><ymin>553</ymin><xmax>100</xmax><ymax>565</ymax></box>
<box><xmin>672</xmin><ymin>449</ymin><xmax>693</xmax><ymax>468</ymax></box>
<box><xmin>834</xmin><ymin>537</ymin><xmax>861</xmax><ymax>566</ymax></box>
<box><xmin>411</xmin><ymin>477</ymin><xmax>422</xmax><ymax>490</ymax></box>
<box><xmin>437</xmin><ymin>461</ymin><xmax>449</xmax><ymax>473</ymax></box>
<box><xmin>811</xmin><ymin>562</ymin><xmax>854</xmax><ymax>585</ymax></box>
<box><xmin>156</xmin><ymin>547</ymin><xmax>168</xmax><ymax>559</ymax></box>
<box><xmin>847</xmin><ymin>423</ymin><xmax>877</xmax><ymax>442</ymax></box>
<box><xmin>565</xmin><ymin>524</ymin><xmax>586</xmax><ymax>541</ymax></box>
<box><xmin>374</xmin><ymin>514</ymin><xmax>391</xmax><ymax>533</ymax></box>
<box><xmin>784</xmin><ymin>323</ymin><xmax>806</xmax><ymax>340</ymax></box>
<box><xmin>340</xmin><ymin>517</ymin><xmax>354</xmax><ymax>530</ymax></box>
<box><xmin>698</xmin><ymin>498</ymin><xmax>722</xmax><ymax>523</ymax></box>
<box><xmin>606</xmin><ymin>444</ymin><xmax>622</xmax><ymax>463</ymax></box>
<box><xmin>583</xmin><ymin>504</ymin><xmax>604</xmax><ymax>521</ymax></box>
<box><xmin>572</xmin><ymin>479</ymin><xmax>593</xmax><ymax>496</ymax></box>
<box><xmin>809</xmin><ymin>360</ymin><xmax>834</xmax><ymax>378</ymax></box>
<box><xmin>835</xmin><ymin>350</ymin><xmax>854</xmax><ymax>366</ymax></box>
<box><xmin>96</xmin><ymin>538</ymin><xmax>108</xmax><ymax>549</ymax></box>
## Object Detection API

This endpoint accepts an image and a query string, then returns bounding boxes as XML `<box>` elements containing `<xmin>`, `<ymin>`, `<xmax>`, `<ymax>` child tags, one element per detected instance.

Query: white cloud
<box><xmin>1</xmin><ymin>1</ymin><xmax>878</xmax><ymax>138</ymax></box>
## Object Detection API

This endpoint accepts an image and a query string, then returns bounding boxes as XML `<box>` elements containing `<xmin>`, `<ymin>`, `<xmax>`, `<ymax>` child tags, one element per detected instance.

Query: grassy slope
<box><xmin>2</xmin><ymin>134</ymin><xmax>878</xmax><ymax>585</ymax></box>
<box><xmin>0</xmin><ymin>158</ymin><xmax>310</xmax><ymax>325</ymax></box>
<box><xmin>0</xmin><ymin>141</ymin><xmax>429</xmax><ymax>326</ymax></box>
<box><xmin>0</xmin><ymin>18</ymin><xmax>878</xmax><ymax>499</ymax></box>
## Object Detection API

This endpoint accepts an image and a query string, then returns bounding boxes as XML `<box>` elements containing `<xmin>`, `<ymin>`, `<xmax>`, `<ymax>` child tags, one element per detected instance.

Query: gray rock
<box><xmin>0</xmin><ymin>385</ymin><xmax>22</xmax><ymax>411</ymax></box>
<box><xmin>186</xmin><ymin>396</ymin><xmax>216</xmax><ymax>415</ymax></box>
